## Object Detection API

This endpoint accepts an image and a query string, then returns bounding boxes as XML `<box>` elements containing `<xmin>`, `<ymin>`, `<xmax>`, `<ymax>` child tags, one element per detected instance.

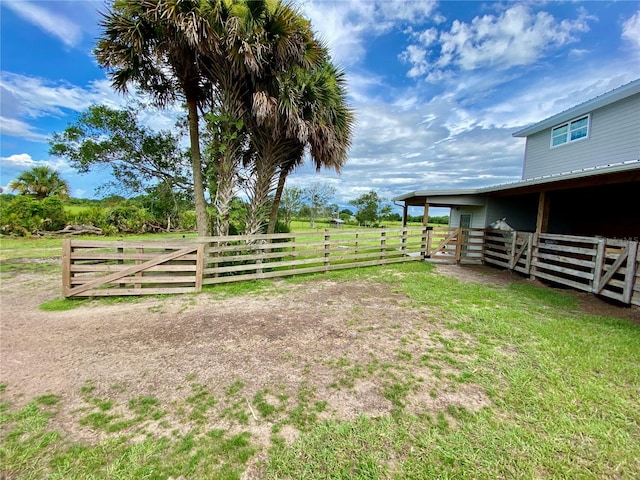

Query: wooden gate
<box><xmin>63</xmin><ymin>239</ymin><xmax>204</xmax><ymax>297</ymax></box>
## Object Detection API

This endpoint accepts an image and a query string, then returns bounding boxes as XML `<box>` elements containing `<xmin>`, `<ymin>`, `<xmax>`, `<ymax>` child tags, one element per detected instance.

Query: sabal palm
<box><xmin>200</xmin><ymin>0</ymin><xmax>324</xmax><ymax>236</ymax></box>
<box><xmin>95</xmin><ymin>0</ymin><xmax>220</xmax><ymax>236</ymax></box>
<box><xmin>8</xmin><ymin>166</ymin><xmax>70</xmax><ymax>200</ymax></box>
<box><xmin>245</xmin><ymin>59</ymin><xmax>353</xmax><ymax>234</ymax></box>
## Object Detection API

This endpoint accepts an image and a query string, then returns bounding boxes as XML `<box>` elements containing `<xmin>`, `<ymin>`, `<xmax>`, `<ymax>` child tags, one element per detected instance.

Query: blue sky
<box><xmin>1</xmin><ymin>1</ymin><xmax>639</xmax><ymax>216</ymax></box>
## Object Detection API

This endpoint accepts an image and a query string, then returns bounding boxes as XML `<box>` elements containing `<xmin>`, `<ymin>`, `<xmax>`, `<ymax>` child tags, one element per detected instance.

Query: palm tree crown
<box><xmin>8</xmin><ymin>166</ymin><xmax>70</xmax><ymax>200</ymax></box>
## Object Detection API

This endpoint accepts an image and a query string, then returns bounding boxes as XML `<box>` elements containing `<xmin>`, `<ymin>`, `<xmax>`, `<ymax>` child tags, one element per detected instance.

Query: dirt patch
<box><xmin>0</xmin><ymin>268</ymin><xmax>489</xmax><ymax>449</ymax></box>
<box><xmin>1</xmin><ymin>261</ymin><xmax>637</xmax><ymax>457</ymax></box>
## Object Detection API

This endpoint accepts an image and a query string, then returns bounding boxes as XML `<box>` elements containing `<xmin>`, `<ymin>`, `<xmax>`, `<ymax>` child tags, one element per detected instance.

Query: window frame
<box><xmin>550</xmin><ymin>114</ymin><xmax>590</xmax><ymax>148</ymax></box>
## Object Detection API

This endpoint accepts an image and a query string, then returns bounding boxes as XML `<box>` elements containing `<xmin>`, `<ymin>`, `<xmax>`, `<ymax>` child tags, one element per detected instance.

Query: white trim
<box><xmin>550</xmin><ymin>114</ymin><xmax>590</xmax><ymax>148</ymax></box>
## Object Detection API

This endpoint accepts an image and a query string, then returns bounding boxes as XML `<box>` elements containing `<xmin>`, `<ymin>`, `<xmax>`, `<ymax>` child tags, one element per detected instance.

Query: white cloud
<box><xmin>402</xmin><ymin>4</ymin><xmax>592</xmax><ymax>79</ymax></box>
<box><xmin>304</xmin><ymin>0</ymin><xmax>438</xmax><ymax>66</ymax></box>
<box><xmin>0</xmin><ymin>116</ymin><xmax>49</xmax><ymax>142</ymax></box>
<box><xmin>1</xmin><ymin>153</ymin><xmax>72</xmax><ymax>173</ymax></box>
<box><xmin>0</xmin><ymin>73</ymin><xmax>184</xmax><ymax>144</ymax></box>
<box><xmin>5</xmin><ymin>1</ymin><xmax>82</xmax><ymax>47</ymax></box>
<box><xmin>622</xmin><ymin>11</ymin><xmax>640</xmax><ymax>48</ymax></box>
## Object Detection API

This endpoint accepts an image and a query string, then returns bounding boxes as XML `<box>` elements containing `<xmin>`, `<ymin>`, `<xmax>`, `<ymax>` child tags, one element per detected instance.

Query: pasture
<box><xmin>1</xmin><ymin>235</ymin><xmax>640</xmax><ymax>479</ymax></box>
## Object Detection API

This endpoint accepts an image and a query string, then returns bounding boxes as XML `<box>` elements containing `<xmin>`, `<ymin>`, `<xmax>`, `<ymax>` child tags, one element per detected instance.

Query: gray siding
<box><xmin>450</xmin><ymin>206</ymin><xmax>487</xmax><ymax>229</ymax></box>
<box><xmin>522</xmin><ymin>93</ymin><xmax>640</xmax><ymax>179</ymax></box>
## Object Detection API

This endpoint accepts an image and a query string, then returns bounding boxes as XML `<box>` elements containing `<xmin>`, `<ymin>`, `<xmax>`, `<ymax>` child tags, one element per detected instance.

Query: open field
<box><xmin>1</xmin><ymin>235</ymin><xmax>640</xmax><ymax>479</ymax></box>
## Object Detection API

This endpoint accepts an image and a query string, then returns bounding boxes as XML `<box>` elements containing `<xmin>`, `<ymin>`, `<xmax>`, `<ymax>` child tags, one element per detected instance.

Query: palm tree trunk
<box><xmin>266</xmin><ymin>167</ymin><xmax>288</xmax><ymax>234</ymax></box>
<box><xmin>187</xmin><ymin>98</ymin><xmax>209</xmax><ymax>237</ymax></box>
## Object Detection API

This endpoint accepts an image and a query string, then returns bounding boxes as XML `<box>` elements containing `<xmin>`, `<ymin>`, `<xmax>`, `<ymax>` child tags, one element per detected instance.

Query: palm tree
<box><xmin>199</xmin><ymin>0</ymin><xmax>324</xmax><ymax>236</ymax></box>
<box><xmin>245</xmin><ymin>59</ymin><xmax>354</xmax><ymax>235</ymax></box>
<box><xmin>8</xmin><ymin>166</ymin><xmax>70</xmax><ymax>200</ymax></box>
<box><xmin>95</xmin><ymin>0</ymin><xmax>218</xmax><ymax>236</ymax></box>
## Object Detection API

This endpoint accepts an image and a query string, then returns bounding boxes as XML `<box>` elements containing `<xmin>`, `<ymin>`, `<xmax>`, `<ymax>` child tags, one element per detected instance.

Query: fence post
<box><xmin>61</xmin><ymin>238</ymin><xmax>71</xmax><ymax>297</ymax></box>
<box><xmin>592</xmin><ymin>237</ymin><xmax>606</xmax><ymax>293</ymax></box>
<box><xmin>380</xmin><ymin>230</ymin><xmax>387</xmax><ymax>261</ymax></box>
<box><xmin>525</xmin><ymin>232</ymin><xmax>533</xmax><ymax>274</ymax></box>
<box><xmin>421</xmin><ymin>226</ymin><xmax>429</xmax><ymax>259</ymax></box>
<box><xmin>509</xmin><ymin>232</ymin><xmax>518</xmax><ymax>270</ymax></box>
<box><xmin>195</xmin><ymin>243</ymin><xmax>205</xmax><ymax>292</ymax></box>
<box><xmin>455</xmin><ymin>228</ymin><xmax>463</xmax><ymax>263</ymax></box>
<box><xmin>324</xmin><ymin>230</ymin><xmax>330</xmax><ymax>271</ymax></box>
<box><xmin>401</xmin><ymin>227</ymin><xmax>407</xmax><ymax>255</ymax></box>
<box><xmin>530</xmin><ymin>233</ymin><xmax>539</xmax><ymax>280</ymax></box>
<box><xmin>623</xmin><ymin>241</ymin><xmax>638</xmax><ymax>304</ymax></box>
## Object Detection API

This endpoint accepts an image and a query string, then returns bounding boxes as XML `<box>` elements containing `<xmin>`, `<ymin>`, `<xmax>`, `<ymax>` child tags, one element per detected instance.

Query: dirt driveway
<box><xmin>1</xmin><ymin>262</ymin><xmax>637</xmax><ymax>460</ymax></box>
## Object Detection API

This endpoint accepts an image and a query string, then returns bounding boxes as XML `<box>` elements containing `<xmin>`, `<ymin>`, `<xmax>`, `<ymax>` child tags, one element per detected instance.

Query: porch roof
<box><xmin>393</xmin><ymin>160</ymin><xmax>640</xmax><ymax>206</ymax></box>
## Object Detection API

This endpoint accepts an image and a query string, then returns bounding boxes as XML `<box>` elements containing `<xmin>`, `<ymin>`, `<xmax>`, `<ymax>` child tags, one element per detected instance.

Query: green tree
<box><xmin>279</xmin><ymin>186</ymin><xmax>304</xmax><ymax>228</ymax></box>
<box><xmin>304</xmin><ymin>182</ymin><xmax>336</xmax><ymax>228</ymax></box>
<box><xmin>95</xmin><ymin>0</ymin><xmax>215</xmax><ymax>236</ymax></box>
<box><xmin>350</xmin><ymin>190</ymin><xmax>389</xmax><ymax>227</ymax></box>
<box><xmin>8</xmin><ymin>166</ymin><xmax>70</xmax><ymax>200</ymax></box>
<box><xmin>50</xmin><ymin>104</ymin><xmax>190</xmax><ymax>196</ymax></box>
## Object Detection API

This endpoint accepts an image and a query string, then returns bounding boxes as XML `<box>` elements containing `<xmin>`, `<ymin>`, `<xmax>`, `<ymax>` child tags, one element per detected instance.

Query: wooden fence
<box><xmin>63</xmin><ymin>227</ymin><xmax>429</xmax><ymax>297</ymax></box>
<box><xmin>483</xmin><ymin>230</ymin><xmax>640</xmax><ymax>306</ymax></box>
<box><xmin>61</xmin><ymin>226</ymin><xmax>640</xmax><ymax>306</ymax></box>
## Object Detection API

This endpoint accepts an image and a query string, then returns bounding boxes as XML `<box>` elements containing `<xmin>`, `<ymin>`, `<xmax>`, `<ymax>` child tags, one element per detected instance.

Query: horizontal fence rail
<box><xmin>63</xmin><ymin>227</ymin><xmax>428</xmax><ymax>297</ymax></box>
<box><xmin>62</xmin><ymin>227</ymin><xmax>640</xmax><ymax>305</ymax></box>
<box><xmin>484</xmin><ymin>230</ymin><xmax>639</xmax><ymax>306</ymax></box>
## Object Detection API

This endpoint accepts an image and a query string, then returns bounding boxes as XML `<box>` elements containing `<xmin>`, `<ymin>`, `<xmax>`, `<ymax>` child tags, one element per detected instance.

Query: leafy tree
<box><xmin>7</xmin><ymin>166</ymin><xmax>70</xmax><ymax>200</ymax></box>
<box><xmin>279</xmin><ymin>187</ymin><xmax>304</xmax><ymax>228</ymax></box>
<box><xmin>50</xmin><ymin>104</ymin><xmax>190</xmax><ymax>197</ymax></box>
<box><xmin>303</xmin><ymin>182</ymin><xmax>336</xmax><ymax>228</ymax></box>
<box><xmin>95</xmin><ymin>0</ymin><xmax>215</xmax><ymax>236</ymax></box>
<box><xmin>350</xmin><ymin>190</ymin><xmax>390</xmax><ymax>227</ymax></box>
<box><xmin>133</xmin><ymin>182</ymin><xmax>194</xmax><ymax>231</ymax></box>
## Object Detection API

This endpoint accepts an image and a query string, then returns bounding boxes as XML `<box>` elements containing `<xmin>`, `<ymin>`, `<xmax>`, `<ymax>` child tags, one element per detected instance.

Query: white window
<box><xmin>551</xmin><ymin>114</ymin><xmax>590</xmax><ymax>147</ymax></box>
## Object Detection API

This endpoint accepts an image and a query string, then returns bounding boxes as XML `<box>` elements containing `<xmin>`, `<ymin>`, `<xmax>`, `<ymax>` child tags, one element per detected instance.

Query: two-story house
<box><xmin>394</xmin><ymin>79</ymin><xmax>640</xmax><ymax>238</ymax></box>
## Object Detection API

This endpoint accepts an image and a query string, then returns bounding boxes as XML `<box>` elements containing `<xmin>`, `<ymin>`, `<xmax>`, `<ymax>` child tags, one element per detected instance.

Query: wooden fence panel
<box><xmin>62</xmin><ymin>228</ymin><xmax>640</xmax><ymax>304</ymax></box>
<box><xmin>63</xmin><ymin>228</ymin><xmax>427</xmax><ymax>297</ymax></box>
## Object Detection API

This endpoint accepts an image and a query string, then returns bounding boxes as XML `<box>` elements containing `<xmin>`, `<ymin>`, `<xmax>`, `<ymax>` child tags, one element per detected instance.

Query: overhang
<box><xmin>393</xmin><ymin>160</ymin><xmax>640</xmax><ymax>205</ymax></box>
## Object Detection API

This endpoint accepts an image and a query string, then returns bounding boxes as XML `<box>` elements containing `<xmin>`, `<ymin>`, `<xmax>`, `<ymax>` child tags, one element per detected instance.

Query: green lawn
<box><xmin>1</xmin><ymin>258</ymin><xmax>639</xmax><ymax>479</ymax></box>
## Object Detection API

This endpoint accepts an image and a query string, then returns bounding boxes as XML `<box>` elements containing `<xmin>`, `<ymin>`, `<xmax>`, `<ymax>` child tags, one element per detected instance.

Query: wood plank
<box><xmin>72</xmin><ymin>276</ymin><xmax>197</xmax><ymax>286</ymax></box>
<box><xmin>595</xmin><ymin>246</ymin><xmax>628</xmax><ymax>294</ymax></box>
<box><xmin>203</xmin><ymin>256</ymin><xmax>419</xmax><ymax>285</ymax></box>
<box><xmin>61</xmin><ymin>238</ymin><xmax>71</xmax><ymax>297</ymax></box>
<box><xmin>531</xmin><ymin>260</ymin><xmax>595</xmax><ymax>280</ymax></box>
<box><xmin>71</xmin><ymin>264</ymin><xmax>195</xmax><ymax>273</ymax></box>
<box><xmin>535</xmin><ymin>244</ymin><xmax>596</xmax><ymax>256</ymax></box>
<box><xmin>535</xmin><ymin>252</ymin><xmax>594</xmax><ymax>268</ymax></box>
<box><xmin>66</xmin><ymin>245</ymin><xmax>199</xmax><ymax>297</ymax></box>
<box><xmin>195</xmin><ymin>244</ymin><xmax>205</xmax><ymax>292</ymax></box>
<box><xmin>71</xmin><ymin>252</ymin><xmax>198</xmax><ymax>261</ymax></box>
<box><xmin>532</xmin><ymin>271</ymin><xmax>591</xmax><ymax>292</ymax></box>
<box><xmin>622</xmin><ymin>241</ymin><xmax>638</xmax><ymax>304</ymax></box>
<box><xmin>73</xmin><ymin>287</ymin><xmax>196</xmax><ymax>297</ymax></box>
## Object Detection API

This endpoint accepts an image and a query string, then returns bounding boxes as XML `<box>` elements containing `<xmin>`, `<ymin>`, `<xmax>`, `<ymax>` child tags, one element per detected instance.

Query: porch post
<box><xmin>402</xmin><ymin>203</ymin><xmax>408</xmax><ymax>227</ymax></box>
<box><xmin>422</xmin><ymin>202</ymin><xmax>430</xmax><ymax>225</ymax></box>
<box><xmin>536</xmin><ymin>191</ymin><xmax>550</xmax><ymax>233</ymax></box>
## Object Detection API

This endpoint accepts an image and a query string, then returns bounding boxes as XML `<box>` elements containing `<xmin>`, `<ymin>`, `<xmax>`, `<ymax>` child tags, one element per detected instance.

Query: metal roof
<box><xmin>512</xmin><ymin>78</ymin><xmax>640</xmax><ymax>138</ymax></box>
<box><xmin>392</xmin><ymin>160</ymin><xmax>640</xmax><ymax>202</ymax></box>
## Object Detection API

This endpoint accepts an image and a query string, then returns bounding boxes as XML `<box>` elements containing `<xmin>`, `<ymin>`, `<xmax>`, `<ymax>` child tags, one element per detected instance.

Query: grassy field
<box><xmin>1</xmin><ymin>233</ymin><xmax>639</xmax><ymax>479</ymax></box>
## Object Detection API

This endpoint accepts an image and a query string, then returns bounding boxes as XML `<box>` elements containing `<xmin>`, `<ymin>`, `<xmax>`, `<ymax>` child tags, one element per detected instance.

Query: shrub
<box><xmin>0</xmin><ymin>195</ymin><xmax>67</xmax><ymax>235</ymax></box>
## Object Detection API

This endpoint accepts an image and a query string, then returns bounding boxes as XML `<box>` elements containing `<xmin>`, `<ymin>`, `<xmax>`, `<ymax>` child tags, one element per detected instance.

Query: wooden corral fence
<box><xmin>61</xmin><ymin>226</ymin><xmax>640</xmax><ymax>306</ymax></box>
<box><xmin>483</xmin><ymin>230</ymin><xmax>640</xmax><ymax>306</ymax></box>
<box><xmin>62</xmin><ymin>227</ymin><xmax>429</xmax><ymax>297</ymax></box>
